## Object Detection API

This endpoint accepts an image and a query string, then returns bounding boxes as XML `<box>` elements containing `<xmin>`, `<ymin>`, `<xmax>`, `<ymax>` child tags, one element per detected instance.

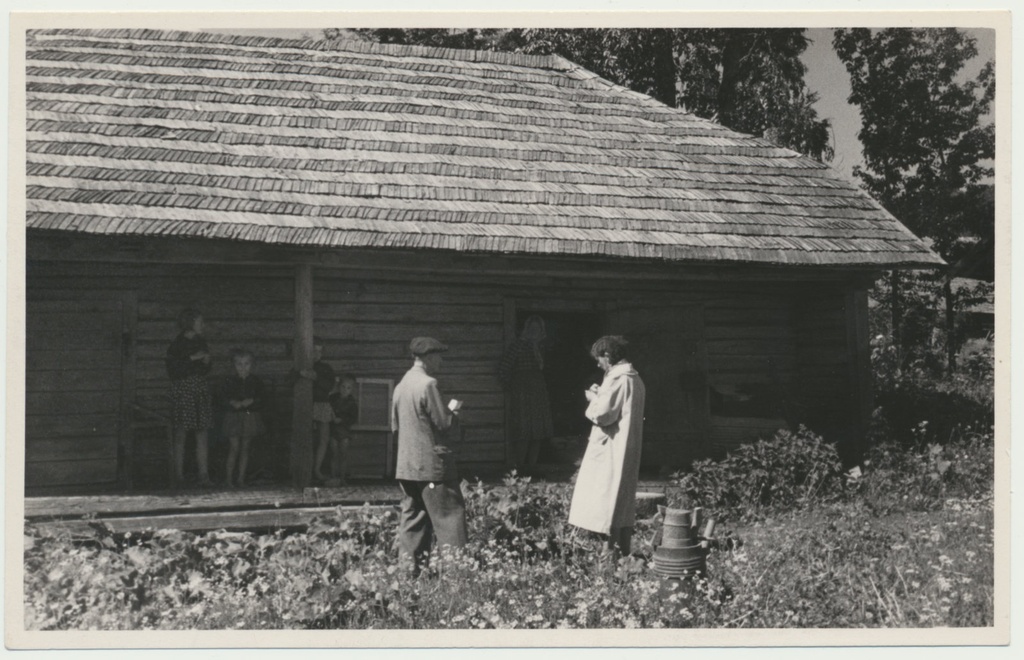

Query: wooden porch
<box><xmin>23</xmin><ymin>477</ymin><xmax>674</xmax><ymax>536</ymax></box>
<box><xmin>24</xmin><ymin>483</ymin><xmax>403</xmax><ymax>536</ymax></box>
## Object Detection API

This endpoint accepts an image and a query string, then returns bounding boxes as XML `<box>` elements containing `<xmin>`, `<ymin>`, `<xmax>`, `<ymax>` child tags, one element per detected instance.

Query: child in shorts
<box><xmin>221</xmin><ymin>348</ymin><xmax>266</xmax><ymax>488</ymax></box>
<box><xmin>300</xmin><ymin>338</ymin><xmax>336</xmax><ymax>483</ymax></box>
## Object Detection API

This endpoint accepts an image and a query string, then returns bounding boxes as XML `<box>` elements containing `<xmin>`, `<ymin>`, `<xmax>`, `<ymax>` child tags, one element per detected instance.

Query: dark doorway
<box><xmin>514</xmin><ymin>309</ymin><xmax>601</xmax><ymax>464</ymax></box>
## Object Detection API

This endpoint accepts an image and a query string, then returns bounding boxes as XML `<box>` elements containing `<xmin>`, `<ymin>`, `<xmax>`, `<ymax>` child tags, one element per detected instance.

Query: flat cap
<box><xmin>409</xmin><ymin>336</ymin><xmax>448</xmax><ymax>356</ymax></box>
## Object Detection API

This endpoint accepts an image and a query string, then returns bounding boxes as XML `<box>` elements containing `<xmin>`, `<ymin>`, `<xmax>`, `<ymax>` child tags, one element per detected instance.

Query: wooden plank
<box><xmin>705</xmin><ymin>326</ymin><xmax>795</xmax><ymax>341</ymax></box>
<box><xmin>708</xmin><ymin>355</ymin><xmax>796</xmax><ymax>371</ymax></box>
<box><xmin>707</xmin><ymin>308</ymin><xmax>793</xmax><ymax>325</ymax></box>
<box><xmin>26</xmin><ymin>349</ymin><xmax>119</xmax><ymax>370</ymax></box>
<box><xmin>346</xmin><ymin>430</ymin><xmax>390</xmax><ymax>478</ymax></box>
<box><xmin>681</xmin><ymin>305</ymin><xmax>711</xmax><ymax>458</ymax></box>
<box><xmin>135</xmin><ymin>341</ymin><xmax>292</xmax><ymax>360</ymax></box>
<box><xmin>136</xmin><ymin>339</ymin><xmax>506</xmax><ymax>362</ymax></box>
<box><xmin>314</xmin><ymin>302</ymin><xmax>503</xmax><ymax>324</ymax></box>
<box><xmin>711</xmin><ymin>415</ymin><xmax>790</xmax><ymax>430</ymax></box>
<box><xmin>436</xmin><ymin>391</ymin><xmax>503</xmax><ymax>410</ymax></box>
<box><xmin>25</xmin><ymin>368</ymin><xmax>122</xmax><ymax>393</ymax></box>
<box><xmin>141</xmin><ymin>300</ymin><xmax>503</xmax><ymax>324</ymax></box>
<box><xmin>290</xmin><ymin>263</ymin><xmax>314</xmax><ymax>488</ymax></box>
<box><xmin>137</xmin><ymin>320</ymin><xmax>502</xmax><ymax>343</ymax></box>
<box><xmin>846</xmin><ymin>288</ymin><xmax>872</xmax><ymax>462</ymax></box>
<box><xmin>26</xmin><ymin>316</ymin><xmax>123</xmax><ymax>345</ymax></box>
<box><xmin>24</xmin><ymin>485</ymin><xmax>403</xmax><ymax>518</ymax></box>
<box><xmin>27</xmin><ymin>504</ymin><xmax>397</xmax><ymax>535</ymax></box>
<box><xmin>793</xmin><ymin>347</ymin><xmax>849</xmax><ymax>366</ymax></box>
<box><xmin>26</xmin><ymin>413</ymin><xmax>119</xmax><ymax>437</ymax></box>
<box><xmin>25</xmin><ymin>390</ymin><xmax>121</xmax><ymax>415</ymax></box>
<box><xmin>24</xmin><ymin>436</ymin><xmax>119</xmax><ymax>463</ymax></box>
<box><xmin>22</xmin><ymin>300</ymin><xmax>129</xmax><ymax>315</ymax></box>
<box><xmin>705</xmin><ymin>339</ymin><xmax>795</xmax><ymax>355</ymax></box>
<box><xmin>315</xmin><ymin>283</ymin><xmax>501</xmax><ymax>306</ymax></box>
<box><xmin>25</xmin><ymin>459</ymin><xmax>118</xmax><ymax>488</ymax></box>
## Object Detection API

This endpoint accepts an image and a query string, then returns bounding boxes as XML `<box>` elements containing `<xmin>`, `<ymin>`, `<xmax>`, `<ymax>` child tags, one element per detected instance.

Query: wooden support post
<box><xmin>118</xmin><ymin>292</ymin><xmax>138</xmax><ymax>491</ymax></box>
<box><xmin>290</xmin><ymin>264</ymin><xmax>314</xmax><ymax>488</ymax></box>
<box><xmin>845</xmin><ymin>287</ymin><xmax>873</xmax><ymax>464</ymax></box>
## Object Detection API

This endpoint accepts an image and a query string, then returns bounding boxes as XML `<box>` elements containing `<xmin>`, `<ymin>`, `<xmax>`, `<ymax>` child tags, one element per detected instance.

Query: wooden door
<box><xmin>604</xmin><ymin>304</ymin><xmax>709</xmax><ymax>469</ymax></box>
<box><xmin>25</xmin><ymin>299</ymin><xmax>125</xmax><ymax>492</ymax></box>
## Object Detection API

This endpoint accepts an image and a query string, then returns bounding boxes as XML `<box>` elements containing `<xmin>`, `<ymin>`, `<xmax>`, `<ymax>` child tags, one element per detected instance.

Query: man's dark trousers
<box><xmin>398</xmin><ymin>479</ymin><xmax>468</xmax><ymax>571</ymax></box>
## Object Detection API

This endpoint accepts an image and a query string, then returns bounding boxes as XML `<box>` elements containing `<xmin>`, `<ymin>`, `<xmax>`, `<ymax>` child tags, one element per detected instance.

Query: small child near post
<box><xmin>300</xmin><ymin>338</ymin><xmax>336</xmax><ymax>484</ymax></box>
<box><xmin>221</xmin><ymin>348</ymin><xmax>266</xmax><ymax>488</ymax></box>
<box><xmin>330</xmin><ymin>374</ymin><xmax>359</xmax><ymax>485</ymax></box>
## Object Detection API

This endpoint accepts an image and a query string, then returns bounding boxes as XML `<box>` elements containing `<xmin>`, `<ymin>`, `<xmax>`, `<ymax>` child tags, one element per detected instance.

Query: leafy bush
<box><xmin>869</xmin><ymin>332</ymin><xmax>993</xmax><ymax>449</ymax></box>
<box><xmin>463</xmin><ymin>471</ymin><xmax>570</xmax><ymax>562</ymax></box>
<box><xmin>852</xmin><ymin>432</ymin><xmax>994</xmax><ymax>515</ymax></box>
<box><xmin>670</xmin><ymin>426</ymin><xmax>845</xmax><ymax>521</ymax></box>
<box><xmin>871</xmin><ymin>380</ymin><xmax>993</xmax><ymax>449</ymax></box>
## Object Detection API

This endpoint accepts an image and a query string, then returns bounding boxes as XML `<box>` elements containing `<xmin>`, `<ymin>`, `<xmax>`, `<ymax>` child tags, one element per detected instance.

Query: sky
<box><xmin>800</xmin><ymin>27</ymin><xmax>996</xmax><ymax>184</ymax></box>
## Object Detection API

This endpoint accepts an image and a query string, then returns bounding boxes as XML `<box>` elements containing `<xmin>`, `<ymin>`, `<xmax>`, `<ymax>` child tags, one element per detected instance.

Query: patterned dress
<box><xmin>165</xmin><ymin>332</ymin><xmax>213</xmax><ymax>431</ymax></box>
<box><xmin>498</xmin><ymin>339</ymin><xmax>554</xmax><ymax>455</ymax></box>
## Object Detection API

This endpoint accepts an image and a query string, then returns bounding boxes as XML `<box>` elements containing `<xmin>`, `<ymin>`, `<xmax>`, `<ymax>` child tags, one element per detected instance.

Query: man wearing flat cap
<box><xmin>391</xmin><ymin>336</ymin><xmax>467</xmax><ymax>574</ymax></box>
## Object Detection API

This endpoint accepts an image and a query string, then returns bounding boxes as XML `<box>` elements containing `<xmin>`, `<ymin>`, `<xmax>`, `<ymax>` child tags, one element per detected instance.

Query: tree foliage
<box><xmin>832</xmin><ymin>28</ymin><xmax>995</xmax><ymax>257</ymax></box>
<box><xmin>327</xmin><ymin>27</ymin><xmax>834</xmax><ymax>161</ymax></box>
<box><xmin>834</xmin><ymin>28</ymin><xmax>995</xmax><ymax>366</ymax></box>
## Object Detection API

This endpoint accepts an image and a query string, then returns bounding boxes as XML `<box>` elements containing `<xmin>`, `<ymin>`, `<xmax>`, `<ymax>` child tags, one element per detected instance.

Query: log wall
<box><xmin>794</xmin><ymin>283</ymin><xmax>864</xmax><ymax>464</ymax></box>
<box><xmin>25</xmin><ymin>241</ymin><xmax>870</xmax><ymax>492</ymax></box>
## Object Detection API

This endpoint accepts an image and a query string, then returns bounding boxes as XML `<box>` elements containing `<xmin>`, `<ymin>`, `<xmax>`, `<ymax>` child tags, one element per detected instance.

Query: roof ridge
<box><xmin>28</xmin><ymin>28</ymin><xmax>571</xmax><ymax>71</ymax></box>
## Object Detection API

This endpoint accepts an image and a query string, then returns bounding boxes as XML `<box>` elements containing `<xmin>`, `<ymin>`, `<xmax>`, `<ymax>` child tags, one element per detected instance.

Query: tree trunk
<box><xmin>652</xmin><ymin>29</ymin><xmax>678</xmax><ymax>107</ymax></box>
<box><xmin>717</xmin><ymin>31</ymin><xmax>744</xmax><ymax>126</ymax></box>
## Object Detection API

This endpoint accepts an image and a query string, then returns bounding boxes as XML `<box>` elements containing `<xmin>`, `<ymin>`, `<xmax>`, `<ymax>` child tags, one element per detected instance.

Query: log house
<box><xmin>21</xmin><ymin>29</ymin><xmax>941</xmax><ymax>494</ymax></box>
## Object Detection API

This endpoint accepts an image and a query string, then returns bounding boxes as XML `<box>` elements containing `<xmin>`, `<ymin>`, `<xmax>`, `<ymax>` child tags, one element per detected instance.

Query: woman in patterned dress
<box><xmin>165</xmin><ymin>307</ymin><xmax>214</xmax><ymax>487</ymax></box>
<box><xmin>498</xmin><ymin>315</ymin><xmax>554</xmax><ymax>471</ymax></box>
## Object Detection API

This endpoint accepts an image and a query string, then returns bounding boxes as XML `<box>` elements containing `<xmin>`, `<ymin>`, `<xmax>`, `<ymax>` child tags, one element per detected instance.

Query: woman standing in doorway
<box><xmin>568</xmin><ymin>335</ymin><xmax>646</xmax><ymax>559</ymax></box>
<box><xmin>498</xmin><ymin>315</ymin><xmax>554</xmax><ymax>472</ymax></box>
<box><xmin>165</xmin><ymin>307</ymin><xmax>214</xmax><ymax>487</ymax></box>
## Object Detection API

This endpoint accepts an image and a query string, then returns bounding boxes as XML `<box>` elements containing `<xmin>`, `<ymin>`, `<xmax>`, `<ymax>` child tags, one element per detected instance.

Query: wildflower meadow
<box><xmin>24</xmin><ymin>426</ymin><xmax>993</xmax><ymax>630</ymax></box>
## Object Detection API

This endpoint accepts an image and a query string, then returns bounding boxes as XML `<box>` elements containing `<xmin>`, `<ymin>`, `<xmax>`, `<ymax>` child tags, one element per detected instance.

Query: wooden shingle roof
<box><xmin>25</xmin><ymin>28</ymin><xmax>943</xmax><ymax>267</ymax></box>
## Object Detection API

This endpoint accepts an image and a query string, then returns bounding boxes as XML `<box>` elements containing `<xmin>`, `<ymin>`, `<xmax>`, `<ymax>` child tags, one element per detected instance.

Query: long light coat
<box><xmin>568</xmin><ymin>361</ymin><xmax>646</xmax><ymax>534</ymax></box>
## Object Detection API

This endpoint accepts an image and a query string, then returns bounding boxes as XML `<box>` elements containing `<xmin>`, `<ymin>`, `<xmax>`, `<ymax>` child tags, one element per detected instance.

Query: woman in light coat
<box><xmin>568</xmin><ymin>335</ymin><xmax>646</xmax><ymax>558</ymax></box>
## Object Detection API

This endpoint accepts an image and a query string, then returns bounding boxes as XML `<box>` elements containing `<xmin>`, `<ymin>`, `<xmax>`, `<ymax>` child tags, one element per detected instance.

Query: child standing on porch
<box><xmin>299</xmin><ymin>338</ymin><xmax>336</xmax><ymax>483</ymax></box>
<box><xmin>165</xmin><ymin>307</ymin><xmax>213</xmax><ymax>487</ymax></box>
<box><xmin>329</xmin><ymin>374</ymin><xmax>359</xmax><ymax>484</ymax></box>
<box><xmin>221</xmin><ymin>348</ymin><xmax>266</xmax><ymax>488</ymax></box>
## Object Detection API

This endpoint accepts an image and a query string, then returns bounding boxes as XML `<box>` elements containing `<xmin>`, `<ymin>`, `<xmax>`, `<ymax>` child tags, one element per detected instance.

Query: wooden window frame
<box><xmin>351</xmin><ymin>377</ymin><xmax>394</xmax><ymax>432</ymax></box>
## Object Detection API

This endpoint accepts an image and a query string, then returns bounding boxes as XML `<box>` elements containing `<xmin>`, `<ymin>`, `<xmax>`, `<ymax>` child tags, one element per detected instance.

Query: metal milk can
<box><xmin>650</xmin><ymin>505</ymin><xmax>717</xmax><ymax>578</ymax></box>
